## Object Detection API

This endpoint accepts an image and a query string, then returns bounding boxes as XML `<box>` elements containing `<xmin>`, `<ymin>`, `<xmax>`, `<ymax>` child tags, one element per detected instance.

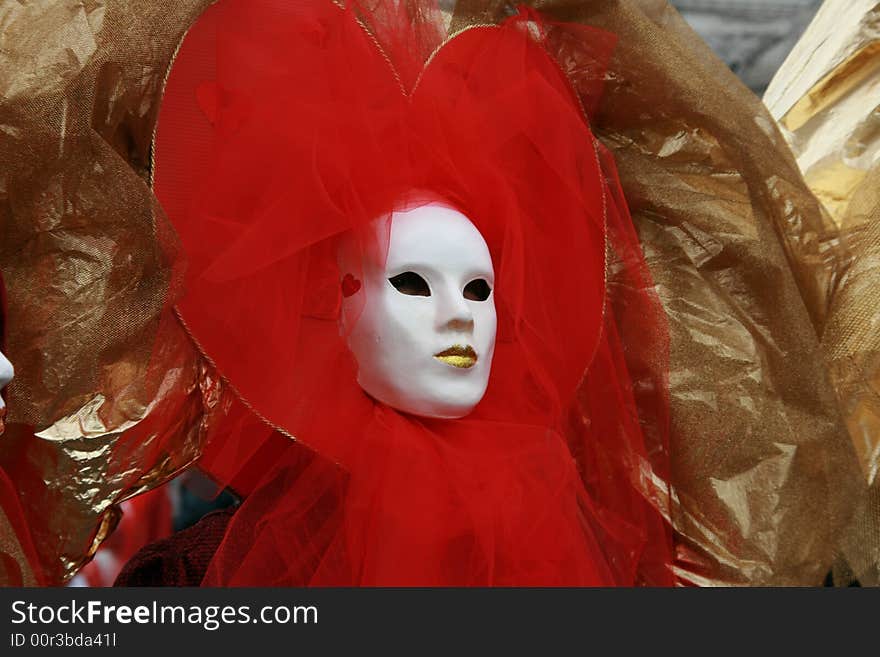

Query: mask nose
<box><xmin>435</xmin><ymin>283</ymin><xmax>474</xmax><ymax>334</ymax></box>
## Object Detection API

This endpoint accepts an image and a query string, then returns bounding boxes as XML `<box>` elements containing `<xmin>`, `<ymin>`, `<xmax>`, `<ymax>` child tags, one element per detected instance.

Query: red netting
<box><xmin>154</xmin><ymin>0</ymin><xmax>673</xmax><ymax>586</ymax></box>
<box><xmin>0</xmin><ymin>272</ymin><xmax>44</xmax><ymax>586</ymax></box>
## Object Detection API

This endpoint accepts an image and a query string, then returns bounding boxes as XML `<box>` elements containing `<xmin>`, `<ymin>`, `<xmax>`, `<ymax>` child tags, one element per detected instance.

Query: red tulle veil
<box><xmin>0</xmin><ymin>272</ymin><xmax>45</xmax><ymax>586</ymax></box>
<box><xmin>154</xmin><ymin>0</ymin><xmax>674</xmax><ymax>586</ymax></box>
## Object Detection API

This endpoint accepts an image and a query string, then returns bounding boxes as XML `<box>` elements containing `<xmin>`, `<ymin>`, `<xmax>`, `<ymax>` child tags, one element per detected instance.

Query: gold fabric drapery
<box><xmin>0</xmin><ymin>0</ymin><xmax>229</xmax><ymax>584</ymax></box>
<box><xmin>766</xmin><ymin>0</ymin><xmax>880</xmax><ymax>585</ymax></box>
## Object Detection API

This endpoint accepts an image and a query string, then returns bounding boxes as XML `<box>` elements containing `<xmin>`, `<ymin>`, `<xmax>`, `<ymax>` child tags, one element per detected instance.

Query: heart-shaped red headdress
<box><xmin>155</xmin><ymin>0</ymin><xmax>673</xmax><ymax>586</ymax></box>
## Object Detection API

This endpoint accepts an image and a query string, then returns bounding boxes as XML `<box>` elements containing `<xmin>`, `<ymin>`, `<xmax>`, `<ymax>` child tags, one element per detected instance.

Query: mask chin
<box><xmin>355</xmin><ymin>371</ymin><xmax>483</xmax><ymax>419</ymax></box>
<box><xmin>340</xmin><ymin>201</ymin><xmax>497</xmax><ymax>420</ymax></box>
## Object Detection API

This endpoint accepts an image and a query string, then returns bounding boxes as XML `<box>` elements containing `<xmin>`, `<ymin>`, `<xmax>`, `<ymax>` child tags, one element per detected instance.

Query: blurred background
<box><xmin>672</xmin><ymin>0</ymin><xmax>821</xmax><ymax>93</ymax></box>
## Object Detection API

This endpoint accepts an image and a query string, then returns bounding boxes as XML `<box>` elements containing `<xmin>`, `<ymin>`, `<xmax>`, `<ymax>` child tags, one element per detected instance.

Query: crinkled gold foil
<box><xmin>828</xmin><ymin>169</ymin><xmax>880</xmax><ymax>584</ymax></box>
<box><xmin>765</xmin><ymin>0</ymin><xmax>880</xmax><ymax>585</ymax></box>
<box><xmin>451</xmin><ymin>0</ymin><xmax>861</xmax><ymax>585</ymax></box>
<box><xmin>0</xmin><ymin>0</ymin><xmax>221</xmax><ymax>584</ymax></box>
<box><xmin>765</xmin><ymin>0</ymin><xmax>880</xmax><ymax>228</ymax></box>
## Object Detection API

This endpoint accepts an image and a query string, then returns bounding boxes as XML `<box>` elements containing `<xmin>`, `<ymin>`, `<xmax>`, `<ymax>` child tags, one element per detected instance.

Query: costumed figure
<box><xmin>0</xmin><ymin>0</ymin><xmax>862</xmax><ymax>587</ymax></box>
<box><xmin>118</xmin><ymin>0</ymin><xmax>675</xmax><ymax>586</ymax></box>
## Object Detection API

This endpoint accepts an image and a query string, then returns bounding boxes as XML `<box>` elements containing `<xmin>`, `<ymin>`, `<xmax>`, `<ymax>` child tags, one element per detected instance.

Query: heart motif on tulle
<box><xmin>341</xmin><ymin>273</ymin><xmax>362</xmax><ymax>297</ymax></box>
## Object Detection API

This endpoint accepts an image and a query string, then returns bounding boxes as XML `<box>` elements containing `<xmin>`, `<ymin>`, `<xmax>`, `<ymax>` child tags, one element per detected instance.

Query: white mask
<box><xmin>0</xmin><ymin>349</ymin><xmax>13</xmax><ymax>433</ymax></box>
<box><xmin>341</xmin><ymin>203</ymin><xmax>497</xmax><ymax>419</ymax></box>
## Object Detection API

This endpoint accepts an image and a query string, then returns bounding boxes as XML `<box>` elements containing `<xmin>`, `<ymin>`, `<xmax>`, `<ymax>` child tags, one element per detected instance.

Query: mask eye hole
<box><xmin>388</xmin><ymin>271</ymin><xmax>431</xmax><ymax>296</ymax></box>
<box><xmin>463</xmin><ymin>279</ymin><xmax>492</xmax><ymax>301</ymax></box>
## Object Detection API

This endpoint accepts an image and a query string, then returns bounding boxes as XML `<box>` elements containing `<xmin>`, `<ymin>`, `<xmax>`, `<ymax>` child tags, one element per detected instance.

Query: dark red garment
<box><xmin>78</xmin><ymin>486</ymin><xmax>174</xmax><ymax>587</ymax></box>
<box><xmin>115</xmin><ymin>509</ymin><xmax>235</xmax><ymax>587</ymax></box>
<box><xmin>150</xmin><ymin>0</ymin><xmax>674</xmax><ymax>586</ymax></box>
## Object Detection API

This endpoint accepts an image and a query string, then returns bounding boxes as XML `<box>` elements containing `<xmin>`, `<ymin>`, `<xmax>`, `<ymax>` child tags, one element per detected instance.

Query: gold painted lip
<box><xmin>434</xmin><ymin>345</ymin><xmax>477</xmax><ymax>369</ymax></box>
